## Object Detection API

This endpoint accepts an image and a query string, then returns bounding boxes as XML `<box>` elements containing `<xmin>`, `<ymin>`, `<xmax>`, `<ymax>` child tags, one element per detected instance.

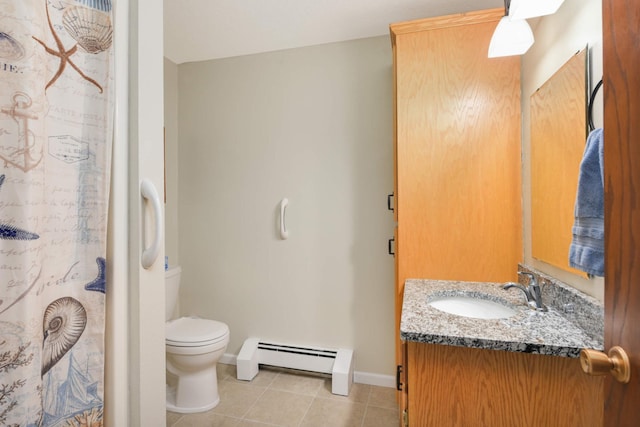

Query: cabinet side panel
<box><xmin>396</xmin><ymin>20</ymin><xmax>522</xmax><ymax>285</ymax></box>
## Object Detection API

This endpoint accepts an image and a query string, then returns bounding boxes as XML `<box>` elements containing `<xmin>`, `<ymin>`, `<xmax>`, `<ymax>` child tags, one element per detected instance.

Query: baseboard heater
<box><xmin>236</xmin><ymin>338</ymin><xmax>353</xmax><ymax>396</ymax></box>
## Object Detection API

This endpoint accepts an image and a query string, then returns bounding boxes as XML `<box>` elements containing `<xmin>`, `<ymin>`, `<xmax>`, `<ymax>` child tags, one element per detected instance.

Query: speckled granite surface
<box><xmin>517</xmin><ymin>265</ymin><xmax>604</xmax><ymax>343</ymax></box>
<box><xmin>401</xmin><ymin>278</ymin><xmax>604</xmax><ymax>358</ymax></box>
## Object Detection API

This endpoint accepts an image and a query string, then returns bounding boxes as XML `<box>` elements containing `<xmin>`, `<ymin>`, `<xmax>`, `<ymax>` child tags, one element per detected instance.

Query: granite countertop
<box><xmin>401</xmin><ymin>279</ymin><xmax>604</xmax><ymax>358</ymax></box>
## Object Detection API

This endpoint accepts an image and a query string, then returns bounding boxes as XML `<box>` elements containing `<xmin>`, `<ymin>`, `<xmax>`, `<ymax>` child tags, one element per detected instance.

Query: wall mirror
<box><xmin>530</xmin><ymin>48</ymin><xmax>588</xmax><ymax>276</ymax></box>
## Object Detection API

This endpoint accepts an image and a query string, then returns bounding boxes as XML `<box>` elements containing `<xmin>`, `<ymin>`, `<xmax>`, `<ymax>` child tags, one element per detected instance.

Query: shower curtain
<box><xmin>0</xmin><ymin>0</ymin><xmax>113</xmax><ymax>425</ymax></box>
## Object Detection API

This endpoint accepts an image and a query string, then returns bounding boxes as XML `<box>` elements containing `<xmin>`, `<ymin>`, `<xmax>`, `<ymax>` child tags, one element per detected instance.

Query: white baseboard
<box><xmin>353</xmin><ymin>371</ymin><xmax>396</xmax><ymax>388</ymax></box>
<box><xmin>219</xmin><ymin>352</ymin><xmax>395</xmax><ymax>389</ymax></box>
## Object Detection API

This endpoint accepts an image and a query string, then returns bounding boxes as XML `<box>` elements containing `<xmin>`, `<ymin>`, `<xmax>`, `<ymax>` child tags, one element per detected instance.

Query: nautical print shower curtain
<box><xmin>0</xmin><ymin>0</ymin><xmax>113</xmax><ymax>425</ymax></box>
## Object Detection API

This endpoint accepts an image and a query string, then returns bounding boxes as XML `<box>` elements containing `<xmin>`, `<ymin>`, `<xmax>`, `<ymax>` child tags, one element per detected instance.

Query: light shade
<box><xmin>488</xmin><ymin>17</ymin><xmax>534</xmax><ymax>58</ymax></box>
<box><xmin>508</xmin><ymin>0</ymin><xmax>565</xmax><ymax>20</ymax></box>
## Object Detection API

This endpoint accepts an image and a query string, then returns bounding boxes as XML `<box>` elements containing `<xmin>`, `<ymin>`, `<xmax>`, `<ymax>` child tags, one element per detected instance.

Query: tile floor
<box><xmin>167</xmin><ymin>364</ymin><xmax>399</xmax><ymax>427</ymax></box>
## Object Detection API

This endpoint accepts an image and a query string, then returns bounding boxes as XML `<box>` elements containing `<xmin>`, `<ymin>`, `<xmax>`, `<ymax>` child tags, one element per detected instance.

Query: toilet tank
<box><xmin>165</xmin><ymin>265</ymin><xmax>182</xmax><ymax>321</ymax></box>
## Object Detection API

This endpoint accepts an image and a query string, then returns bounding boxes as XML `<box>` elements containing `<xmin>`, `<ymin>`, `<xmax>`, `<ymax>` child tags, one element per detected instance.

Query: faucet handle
<box><xmin>518</xmin><ymin>272</ymin><xmax>547</xmax><ymax>311</ymax></box>
<box><xmin>508</xmin><ymin>274</ymin><xmax>548</xmax><ymax>312</ymax></box>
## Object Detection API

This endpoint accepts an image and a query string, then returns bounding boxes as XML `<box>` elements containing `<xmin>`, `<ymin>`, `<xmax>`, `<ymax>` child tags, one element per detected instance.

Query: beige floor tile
<box><xmin>167</xmin><ymin>366</ymin><xmax>399</xmax><ymax>427</ymax></box>
<box><xmin>211</xmin><ymin>381</ymin><xmax>266</xmax><ymax>418</ymax></box>
<box><xmin>173</xmin><ymin>411</ymin><xmax>241</xmax><ymax>427</ymax></box>
<box><xmin>362</xmin><ymin>406</ymin><xmax>399</xmax><ymax>427</ymax></box>
<box><xmin>221</xmin><ymin>365</ymin><xmax>280</xmax><ymax>388</ymax></box>
<box><xmin>246</xmin><ymin>367</ymin><xmax>280</xmax><ymax>387</ymax></box>
<box><xmin>367</xmin><ymin>385</ymin><xmax>397</xmax><ymax>409</ymax></box>
<box><xmin>244</xmin><ymin>389</ymin><xmax>313</xmax><ymax>427</ymax></box>
<box><xmin>316</xmin><ymin>380</ymin><xmax>371</xmax><ymax>404</ymax></box>
<box><xmin>234</xmin><ymin>420</ymin><xmax>276</xmax><ymax>427</ymax></box>
<box><xmin>167</xmin><ymin>411</ymin><xmax>183</xmax><ymax>426</ymax></box>
<box><xmin>300</xmin><ymin>397</ymin><xmax>366</xmax><ymax>427</ymax></box>
<box><xmin>269</xmin><ymin>371</ymin><xmax>325</xmax><ymax>396</ymax></box>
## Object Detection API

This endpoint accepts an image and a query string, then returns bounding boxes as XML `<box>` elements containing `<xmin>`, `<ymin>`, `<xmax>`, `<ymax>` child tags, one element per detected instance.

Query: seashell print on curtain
<box><xmin>0</xmin><ymin>0</ymin><xmax>113</xmax><ymax>425</ymax></box>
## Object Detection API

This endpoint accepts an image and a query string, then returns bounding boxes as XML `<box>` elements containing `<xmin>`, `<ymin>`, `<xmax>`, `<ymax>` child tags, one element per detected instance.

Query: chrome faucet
<box><xmin>503</xmin><ymin>272</ymin><xmax>547</xmax><ymax>311</ymax></box>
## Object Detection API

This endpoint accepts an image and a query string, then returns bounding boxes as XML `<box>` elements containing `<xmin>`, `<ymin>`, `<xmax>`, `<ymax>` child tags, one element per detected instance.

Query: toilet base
<box><xmin>166</xmin><ymin>384</ymin><xmax>220</xmax><ymax>414</ymax></box>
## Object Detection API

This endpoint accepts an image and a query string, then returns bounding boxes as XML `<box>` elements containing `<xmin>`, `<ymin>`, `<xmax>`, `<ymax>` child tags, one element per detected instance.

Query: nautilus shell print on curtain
<box><xmin>41</xmin><ymin>297</ymin><xmax>87</xmax><ymax>377</ymax></box>
<box><xmin>62</xmin><ymin>4</ymin><xmax>113</xmax><ymax>54</ymax></box>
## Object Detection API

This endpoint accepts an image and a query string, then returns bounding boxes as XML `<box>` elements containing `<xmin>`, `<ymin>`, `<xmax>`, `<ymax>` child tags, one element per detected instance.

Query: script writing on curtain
<box><xmin>0</xmin><ymin>0</ymin><xmax>113</xmax><ymax>425</ymax></box>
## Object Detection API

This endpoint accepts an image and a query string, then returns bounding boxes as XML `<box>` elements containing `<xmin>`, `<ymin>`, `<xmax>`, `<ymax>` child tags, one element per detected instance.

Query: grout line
<box><xmin>241</xmin><ymin>386</ymin><xmax>268</xmax><ymax>421</ymax></box>
<box><xmin>352</xmin><ymin>383</ymin><xmax>371</xmax><ymax>427</ymax></box>
<box><xmin>236</xmin><ymin>373</ymin><xmax>270</xmax><ymax>421</ymax></box>
<box><xmin>360</xmin><ymin>405</ymin><xmax>369</xmax><ymax>427</ymax></box>
<box><xmin>297</xmin><ymin>394</ymin><xmax>316</xmax><ymax>427</ymax></box>
<box><xmin>364</xmin><ymin>383</ymin><xmax>373</xmax><ymax>407</ymax></box>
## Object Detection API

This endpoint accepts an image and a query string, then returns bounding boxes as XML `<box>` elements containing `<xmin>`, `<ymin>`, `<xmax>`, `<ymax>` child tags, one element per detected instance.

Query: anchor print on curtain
<box><xmin>0</xmin><ymin>0</ymin><xmax>113</xmax><ymax>425</ymax></box>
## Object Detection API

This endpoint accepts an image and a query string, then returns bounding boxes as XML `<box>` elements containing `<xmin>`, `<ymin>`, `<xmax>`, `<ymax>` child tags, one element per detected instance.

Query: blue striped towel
<box><xmin>569</xmin><ymin>128</ymin><xmax>604</xmax><ymax>277</ymax></box>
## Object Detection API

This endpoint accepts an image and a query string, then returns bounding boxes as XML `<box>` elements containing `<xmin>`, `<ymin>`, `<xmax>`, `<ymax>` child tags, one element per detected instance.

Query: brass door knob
<box><xmin>580</xmin><ymin>346</ymin><xmax>631</xmax><ymax>383</ymax></box>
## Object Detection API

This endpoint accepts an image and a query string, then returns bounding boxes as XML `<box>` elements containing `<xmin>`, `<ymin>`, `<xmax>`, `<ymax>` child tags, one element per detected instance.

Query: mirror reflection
<box><xmin>530</xmin><ymin>49</ymin><xmax>588</xmax><ymax>276</ymax></box>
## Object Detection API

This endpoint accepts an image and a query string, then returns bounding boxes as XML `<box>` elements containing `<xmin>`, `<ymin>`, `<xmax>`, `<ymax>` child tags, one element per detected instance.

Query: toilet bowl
<box><xmin>165</xmin><ymin>266</ymin><xmax>230</xmax><ymax>413</ymax></box>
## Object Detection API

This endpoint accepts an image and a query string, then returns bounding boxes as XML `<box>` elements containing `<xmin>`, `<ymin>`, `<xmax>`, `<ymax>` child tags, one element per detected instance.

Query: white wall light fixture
<box><xmin>488</xmin><ymin>16</ymin><xmax>534</xmax><ymax>58</ymax></box>
<box><xmin>488</xmin><ymin>0</ymin><xmax>565</xmax><ymax>58</ymax></box>
<box><xmin>509</xmin><ymin>0</ymin><xmax>565</xmax><ymax>20</ymax></box>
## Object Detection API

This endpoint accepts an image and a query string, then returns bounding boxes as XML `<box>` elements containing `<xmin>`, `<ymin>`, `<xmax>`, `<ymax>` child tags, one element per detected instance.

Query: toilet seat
<box><xmin>166</xmin><ymin>317</ymin><xmax>229</xmax><ymax>347</ymax></box>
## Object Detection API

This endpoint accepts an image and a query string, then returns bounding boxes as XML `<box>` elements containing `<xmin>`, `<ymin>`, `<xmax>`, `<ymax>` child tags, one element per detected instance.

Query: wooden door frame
<box><xmin>602</xmin><ymin>0</ymin><xmax>640</xmax><ymax>424</ymax></box>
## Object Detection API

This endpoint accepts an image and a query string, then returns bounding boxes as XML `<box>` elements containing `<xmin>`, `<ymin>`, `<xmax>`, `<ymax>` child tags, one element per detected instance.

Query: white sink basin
<box><xmin>428</xmin><ymin>294</ymin><xmax>517</xmax><ymax>319</ymax></box>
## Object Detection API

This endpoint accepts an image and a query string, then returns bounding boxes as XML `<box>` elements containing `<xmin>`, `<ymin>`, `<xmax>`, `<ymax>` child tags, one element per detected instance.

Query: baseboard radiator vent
<box><xmin>236</xmin><ymin>338</ymin><xmax>353</xmax><ymax>396</ymax></box>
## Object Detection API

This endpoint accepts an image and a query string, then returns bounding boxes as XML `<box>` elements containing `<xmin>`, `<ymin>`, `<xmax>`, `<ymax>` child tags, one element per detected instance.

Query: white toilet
<box><xmin>165</xmin><ymin>266</ymin><xmax>230</xmax><ymax>413</ymax></box>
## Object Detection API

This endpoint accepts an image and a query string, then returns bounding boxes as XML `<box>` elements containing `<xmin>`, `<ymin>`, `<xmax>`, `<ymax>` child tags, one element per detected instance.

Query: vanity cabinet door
<box><xmin>407</xmin><ymin>343</ymin><xmax>603</xmax><ymax>426</ymax></box>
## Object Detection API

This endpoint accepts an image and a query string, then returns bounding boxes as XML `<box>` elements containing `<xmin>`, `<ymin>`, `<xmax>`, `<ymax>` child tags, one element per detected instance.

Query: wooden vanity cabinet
<box><xmin>406</xmin><ymin>343</ymin><xmax>603</xmax><ymax>426</ymax></box>
<box><xmin>391</xmin><ymin>8</ymin><xmax>523</xmax><ymax>361</ymax></box>
<box><xmin>390</xmin><ymin>11</ymin><xmax>604</xmax><ymax>426</ymax></box>
<box><xmin>390</xmin><ymin>8</ymin><xmax>523</xmax><ymax>418</ymax></box>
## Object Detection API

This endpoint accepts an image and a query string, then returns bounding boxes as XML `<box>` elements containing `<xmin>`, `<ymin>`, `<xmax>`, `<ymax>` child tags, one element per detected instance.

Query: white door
<box><xmin>105</xmin><ymin>0</ymin><xmax>166</xmax><ymax>425</ymax></box>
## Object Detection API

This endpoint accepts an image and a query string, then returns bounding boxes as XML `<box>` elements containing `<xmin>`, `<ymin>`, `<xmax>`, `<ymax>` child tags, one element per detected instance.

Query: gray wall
<box><xmin>173</xmin><ymin>36</ymin><xmax>396</xmax><ymax>376</ymax></box>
